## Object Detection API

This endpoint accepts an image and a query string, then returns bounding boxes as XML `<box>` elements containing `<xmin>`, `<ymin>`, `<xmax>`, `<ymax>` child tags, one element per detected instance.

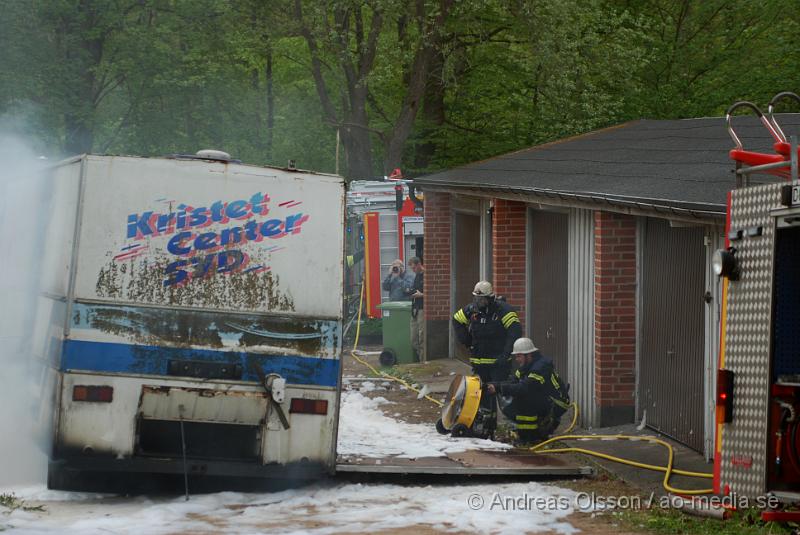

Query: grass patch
<box><xmin>378</xmin><ymin>362</ymin><xmax>447</xmax><ymax>386</ymax></box>
<box><xmin>395</xmin><ymin>362</ymin><xmax>444</xmax><ymax>379</ymax></box>
<box><xmin>379</xmin><ymin>366</ymin><xmax>417</xmax><ymax>385</ymax></box>
<box><xmin>616</xmin><ymin>505</ymin><xmax>795</xmax><ymax>535</ymax></box>
<box><xmin>349</xmin><ymin>318</ymin><xmax>382</xmax><ymax>341</ymax></box>
<box><xmin>0</xmin><ymin>493</ymin><xmax>45</xmax><ymax>513</ymax></box>
<box><xmin>556</xmin><ymin>453</ymin><xmax>797</xmax><ymax>535</ymax></box>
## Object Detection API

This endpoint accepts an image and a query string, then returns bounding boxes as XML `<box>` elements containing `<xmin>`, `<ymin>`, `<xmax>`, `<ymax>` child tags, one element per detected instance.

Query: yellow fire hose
<box><xmin>348</xmin><ymin>281</ymin><xmax>443</xmax><ymax>407</ymax></box>
<box><xmin>346</xmin><ymin>280</ymin><xmax>713</xmax><ymax>495</ymax></box>
<box><xmin>530</xmin><ymin>434</ymin><xmax>713</xmax><ymax>495</ymax></box>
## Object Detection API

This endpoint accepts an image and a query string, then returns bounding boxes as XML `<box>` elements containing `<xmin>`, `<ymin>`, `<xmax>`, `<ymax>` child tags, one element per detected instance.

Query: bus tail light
<box><xmin>716</xmin><ymin>369</ymin><xmax>734</xmax><ymax>423</ymax></box>
<box><xmin>289</xmin><ymin>398</ymin><xmax>328</xmax><ymax>415</ymax></box>
<box><xmin>73</xmin><ymin>385</ymin><xmax>114</xmax><ymax>403</ymax></box>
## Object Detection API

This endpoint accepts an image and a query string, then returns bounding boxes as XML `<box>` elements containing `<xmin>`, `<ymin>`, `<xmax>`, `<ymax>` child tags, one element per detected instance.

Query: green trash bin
<box><xmin>376</xmin><ymin>301</ymin><xmax>416</xmax><ymax>366</ymax></box>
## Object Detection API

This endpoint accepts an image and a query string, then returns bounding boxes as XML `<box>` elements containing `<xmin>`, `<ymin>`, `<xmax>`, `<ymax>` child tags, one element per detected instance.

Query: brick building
<box><xmin>414</xmin><ymin>115</ymin><xmax>800</xmax><ymax>457</ymax></box>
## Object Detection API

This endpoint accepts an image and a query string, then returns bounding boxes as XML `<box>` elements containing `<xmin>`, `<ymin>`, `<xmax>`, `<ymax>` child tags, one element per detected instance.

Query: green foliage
<box><xmin>379</xmin><ymin>365</ymin><xmax>415</xmax><ymax>383</ymax></box>
<box><xmin>413</xmin><ymin>0</ymin><xmax>651</xmax><ymax>172</ymax></box>
<box><xmin>1</xmin><ymin>0</ymin><xmax>798</xmax><ymax>174</ymax></box>
<box><xmin>615</xmin><ymin>0</ymin><xmax>796</xmax><ymax>118</ymax></box>
<box><xmin>0</xmin><ymin>493</ymin><xmax>45</xmax><ymax>513</ymax></box>
<box><xmin>357</xmin><ymin>318</ymin><xmax>383</xmax><ymax>338</ymax></box>
<box><xmin>617</xmin><ymin>506</ymin><xmax>795</xmax><ymax>535</ymax></box>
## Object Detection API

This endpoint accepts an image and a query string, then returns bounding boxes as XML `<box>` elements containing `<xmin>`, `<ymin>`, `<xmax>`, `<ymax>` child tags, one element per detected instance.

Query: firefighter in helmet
<box><xmin>487</xmin><ymin>337</ymin><xmax>570</xmax><ymax>445</ymax></box>
<box><xmin>453</xmin><ymin>281</ymin><xmax>521</xmax><ymax>423</ymax></box>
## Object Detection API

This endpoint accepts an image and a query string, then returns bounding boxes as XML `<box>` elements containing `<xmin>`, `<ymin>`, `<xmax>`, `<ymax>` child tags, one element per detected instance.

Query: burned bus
<box><xmin>38</xmin><ymin>153</ymin><xmax>344</xmax><ymax>490</ymax></box>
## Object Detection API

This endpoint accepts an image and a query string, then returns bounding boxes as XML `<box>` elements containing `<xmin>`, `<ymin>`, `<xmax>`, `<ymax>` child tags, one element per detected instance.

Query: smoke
<box><xmin>0</xmin><ymin>132</ymin><xmax>54</xmax><ymax>486</ymax></box>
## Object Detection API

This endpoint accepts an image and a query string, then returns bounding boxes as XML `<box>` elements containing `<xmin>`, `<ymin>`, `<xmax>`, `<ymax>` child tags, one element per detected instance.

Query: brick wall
<box><xmin>492</xmin><ymin>199</ymin><xmax>527</xmax><ymax>327</ymax></box>
<box><xmin>594</xmin><ymin>211</ymin><xmax>636</xmax><ymax>425</ymax></box>
<box><xmin>422</xmin><ymin>191</ymin><xmax>452</xmax><ymax>360</ymax></box>
<box><xmin>423</xmin><ymin>191</ymin><xmax>452</xmax><ymax>321</ymax></box>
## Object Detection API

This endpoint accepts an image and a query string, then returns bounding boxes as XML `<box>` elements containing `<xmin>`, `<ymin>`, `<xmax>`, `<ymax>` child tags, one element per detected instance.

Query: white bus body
<box><xmin>39</xmin><ymin>155</ymin><xmax>344</xmax><ymax>489</ymax></box>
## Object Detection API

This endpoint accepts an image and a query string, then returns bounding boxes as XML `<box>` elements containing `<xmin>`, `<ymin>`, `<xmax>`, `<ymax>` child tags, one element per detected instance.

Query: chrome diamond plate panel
<box><xmin>720</xmin><ymin>182</ymin><xmax>784</xmax><ymax>497</ymax></box>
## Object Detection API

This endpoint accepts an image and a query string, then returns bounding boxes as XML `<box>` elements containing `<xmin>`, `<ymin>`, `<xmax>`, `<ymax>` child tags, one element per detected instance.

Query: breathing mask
<box><xmin>474</xmin><ymin>295</ymin><xmax>491</xmax><ymax>310</ymax></box>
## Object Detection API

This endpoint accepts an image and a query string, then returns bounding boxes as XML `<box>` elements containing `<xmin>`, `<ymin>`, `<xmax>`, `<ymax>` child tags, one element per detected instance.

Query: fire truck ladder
<box><xmin>727</xmin><ymin>95</ymin><xmax>800</xmax><ymax>187</ymax></box>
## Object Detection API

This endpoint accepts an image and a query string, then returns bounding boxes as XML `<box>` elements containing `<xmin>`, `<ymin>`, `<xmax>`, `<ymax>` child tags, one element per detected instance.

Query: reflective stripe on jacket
<box><xmin>452</xmin><ymin>300</ymin><xmax>521</xmax><ymax>365</ymax></box>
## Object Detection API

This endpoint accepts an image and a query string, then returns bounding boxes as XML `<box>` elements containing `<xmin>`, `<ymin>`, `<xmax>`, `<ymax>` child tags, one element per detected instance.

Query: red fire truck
<box><xmin>346</xmin><ymin>176</ymin><xmax>423</xmax><ymax>319</ymax></box>
<box><xmin>713</xmin><ymin>94</ymin><xmax>800</xmax><ymax>509</ymax></box>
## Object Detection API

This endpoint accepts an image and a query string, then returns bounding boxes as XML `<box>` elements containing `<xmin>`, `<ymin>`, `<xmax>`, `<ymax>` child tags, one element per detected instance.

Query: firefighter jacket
<box><xmin>452</xmin><ymin>300</ymin><xmax>521</xmax><ymax>367</ymax></box>
<box><xmin>498</xmin><ymin>352</ymin><xmax>570</xmax><ymax>430</ymax></box>
<box><xmin>497</xmin><ymin>353</ymin><xmax>553</xmax><ymax>432</ymax></box>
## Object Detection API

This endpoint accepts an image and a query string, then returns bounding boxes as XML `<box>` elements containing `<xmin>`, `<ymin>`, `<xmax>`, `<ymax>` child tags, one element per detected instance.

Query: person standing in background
<box><xmin>407</xmin><ymin>257</ymin><xmax>425</xmax><ymax>361</ymax></box>
<box><xmin>382</xmin><ymin>259</ymin><xmax>413</xmax><ymax>301</ymax></box>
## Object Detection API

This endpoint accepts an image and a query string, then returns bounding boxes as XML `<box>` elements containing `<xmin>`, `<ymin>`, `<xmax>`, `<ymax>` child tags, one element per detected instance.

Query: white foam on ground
<box><xmin>0</xmin><ymin>378</ymin><xmax>585</xmax><ymax>534</ymax></box>
<box><xmin>2</xmin><ymin>481</ymin><xmax>580</xmax><ymax>534</ymax></box>
<box><xmin>337</xmin><ymin>390</ymin><xmax>510</xmax><ymax>458</ymax></box>
<box><xmin>357</xmin><ymin>381</ymin><xmax>377</xmax><ymax>392</ymax></box>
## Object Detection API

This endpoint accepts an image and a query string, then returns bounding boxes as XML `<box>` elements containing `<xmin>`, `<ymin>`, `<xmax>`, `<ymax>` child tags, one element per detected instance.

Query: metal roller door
<box><xmin>639</xmin><ymin>218</ymin><xmax>705</xmax><ymax>452</ymax></box>
<box><xmin>452</xmin><ymin>212</ymin><xmax>481</xmax><ymax>360</ymax></box>
<box><xmin>529</xmin><ymin>210</ymin><xmax>569</xmax><ymax>380</ymax></box>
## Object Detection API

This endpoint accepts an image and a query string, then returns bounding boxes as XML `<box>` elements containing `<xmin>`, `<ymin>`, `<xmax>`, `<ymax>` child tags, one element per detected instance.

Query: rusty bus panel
<box><xmin>139</xmin><ymin>385</ymin><xmax>269</xmax><ymax>425</ymax></box>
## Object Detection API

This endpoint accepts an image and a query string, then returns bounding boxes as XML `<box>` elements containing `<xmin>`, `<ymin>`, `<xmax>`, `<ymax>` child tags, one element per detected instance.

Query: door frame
<box><xmin>480</xmin><ymin>199</ymin><xmax>493</xmax><ymax>282</ymax></box>
<box><xmin>635</xmin><ymin>217</ymin><xmax>644</xmax><ymax>427</ymax></box>
<box><xmin>449</xmin><ymin>196</ymin><xmax>482</xmax><ymax>358</ymax></box>
<box><xmin>703</xmin><ymin>228</ymin><xmax>724</xmax><ymax>460</ymax></box>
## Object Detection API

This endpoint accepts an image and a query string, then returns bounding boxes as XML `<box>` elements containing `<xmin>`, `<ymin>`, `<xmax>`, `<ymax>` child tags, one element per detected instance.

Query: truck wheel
<box><xmin>451</xmin><ymin>423</ymin><xmax>470</xmax><ymax>438</ymax></box>
<box><xmin>379</xmin><ymin>349</ymin><xmax>397</xmax><ymax>367</ymax></box>
<box><xmin>435</xmin><ymin>419</ymin><xmax>448</xmax><ymax>435</ymax></box>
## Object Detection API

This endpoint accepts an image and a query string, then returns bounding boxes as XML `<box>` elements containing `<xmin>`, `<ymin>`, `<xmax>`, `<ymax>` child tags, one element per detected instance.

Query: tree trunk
<box><xmin>59</xmin><ymin>1</ymin><xmax>108</xmax><ymax>155</ymax></box>
<box><xmin>382</xmin><ymin>0</ymin><xmax>453</xmax><ymax>174</ymax></box>
<box><xmin>62</xmin><ymin>30</ymin><xmax>99</xmax><ymax>155</ymax></box>
<box><xmin>382</xmin><ymin>44</ymin><xmax>435</xmax><ymax>174</ymax></box>
<box><xmin>265</xmin><ymin>49</ymin><xmax>274</xmax><ymax>162</ymax></box>
<box><xmin>412</xmin><ymin>49</ymin><xmax>446</xmax><ymax>171</ymax></box>
<box><xmin>341</xmin><ymin>121</ymin><xmax>374</xmax><ymax>180</ymax></box>
<box><xmin>63</xmin><ymin>113</ymin><xmax>94</xmax><ymax>155</ymax></box>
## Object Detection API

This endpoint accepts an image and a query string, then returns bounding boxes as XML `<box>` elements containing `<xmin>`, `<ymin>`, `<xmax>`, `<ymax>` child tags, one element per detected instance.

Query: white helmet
<box><xmin>472</xmin><ymin>280</ymin><xmax>494</xmax><ymax>297</ymax></box>
<box><xmin>512</xmin><ymin>337</ymin><xmax>538</xmax><ymax>355</ymax></box>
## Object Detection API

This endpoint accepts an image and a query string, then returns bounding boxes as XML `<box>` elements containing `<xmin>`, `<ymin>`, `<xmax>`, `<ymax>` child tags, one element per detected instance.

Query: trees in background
<box><xmin>1</xmin><ymin>0</ymin><xmax>797</xmax><ymax>179</ymax></box>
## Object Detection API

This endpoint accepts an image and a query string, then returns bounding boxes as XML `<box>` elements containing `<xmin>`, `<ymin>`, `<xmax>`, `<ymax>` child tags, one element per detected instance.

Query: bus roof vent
<box><xmin>196</xmin><ymin>149</ymin><xmax>232</xmax><ymax>161</ymax></box>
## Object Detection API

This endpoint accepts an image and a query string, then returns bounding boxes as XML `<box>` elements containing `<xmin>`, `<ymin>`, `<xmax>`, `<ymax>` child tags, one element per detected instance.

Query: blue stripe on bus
<box><xmin>62</xmin><ymin>339</ymin><xmax>339</xmax><ymax>387</ymax></box>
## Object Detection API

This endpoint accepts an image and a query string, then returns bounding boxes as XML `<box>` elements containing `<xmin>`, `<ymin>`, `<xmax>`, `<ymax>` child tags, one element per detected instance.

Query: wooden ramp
<box><xmin>336</xmin><ymin>449</ymin><xmax>592</xmax><ymax>476</ymax></box>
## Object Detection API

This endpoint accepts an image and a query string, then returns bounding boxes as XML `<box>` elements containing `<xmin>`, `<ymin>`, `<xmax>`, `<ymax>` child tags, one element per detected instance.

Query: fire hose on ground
<box><xmin>349</xmin><ymin>281</ymin><xmax>444</xmax><ymax>407</ymax></box>
<box><xmin>347</xmin><ymin>280</ymin><xmax>714</xmax><ymax>496</ymax></box>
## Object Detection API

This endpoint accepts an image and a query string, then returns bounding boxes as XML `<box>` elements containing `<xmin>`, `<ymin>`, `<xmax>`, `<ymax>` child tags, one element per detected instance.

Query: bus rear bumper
<box><xmin>47</xmin><ymin>455</ymin><xmax>330</xmax><ymax>492</ymax></box>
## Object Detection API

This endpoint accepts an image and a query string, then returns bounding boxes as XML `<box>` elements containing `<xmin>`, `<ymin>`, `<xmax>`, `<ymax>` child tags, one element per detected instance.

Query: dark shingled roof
<box><xmin>414</xmin><ymin>114</ymin><xmax>800</xmax><ymax>218</ymax></box>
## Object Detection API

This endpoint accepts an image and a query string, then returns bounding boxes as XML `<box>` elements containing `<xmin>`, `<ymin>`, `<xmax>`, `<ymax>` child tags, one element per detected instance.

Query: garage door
<box><xmin>640</xmin><ymin>218</ymin><xmax>705</xmax><ymax>452</ymax></box>
<box><xmin>452</xmin><ymin>212</ymin><xmax>481</xmax><ymax>360</ymax></box>
<box><xmin>529</xmin><ymin>210</ymin><xmax>569</xmax><ymax>380</ymax></box>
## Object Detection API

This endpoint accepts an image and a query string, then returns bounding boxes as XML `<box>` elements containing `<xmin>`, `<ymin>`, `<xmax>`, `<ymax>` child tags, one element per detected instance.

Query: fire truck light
<box><xmin>712</xmin><ymin>248</ymin><xmax>740</xmax><ymax>280</ymax></box>
<box><xmin>716</xmin><ymin>369</ymin><xmax>734</xmax><ymax>423</ymax></box>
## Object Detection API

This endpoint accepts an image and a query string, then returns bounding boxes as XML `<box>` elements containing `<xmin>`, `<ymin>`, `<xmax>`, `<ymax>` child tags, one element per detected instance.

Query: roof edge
<box><xmin>418</xmin><ymin>182</ymin><xmax>725</xmax><ymax>223</ymax></box>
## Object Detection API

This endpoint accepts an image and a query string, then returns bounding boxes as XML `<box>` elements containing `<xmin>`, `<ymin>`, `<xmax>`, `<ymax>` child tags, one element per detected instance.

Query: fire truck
<box><xmin>345</xmin><ymin>174</ymin><xmax>423</xmax><ymax>319</ymax></box>
<box><xmin>713</xmin><ymin>93</ymin><xmax>800</xmax><ymax>508</ymax></box>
